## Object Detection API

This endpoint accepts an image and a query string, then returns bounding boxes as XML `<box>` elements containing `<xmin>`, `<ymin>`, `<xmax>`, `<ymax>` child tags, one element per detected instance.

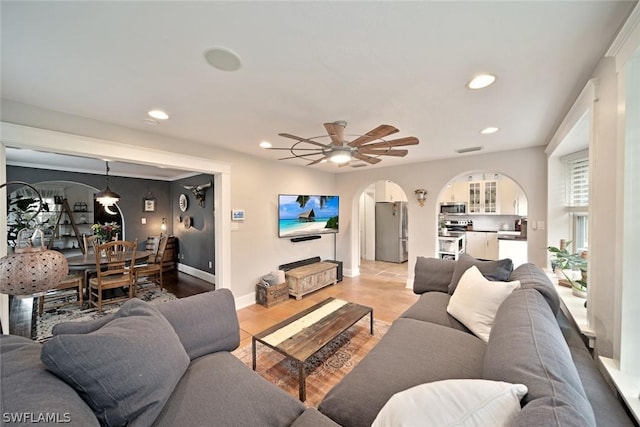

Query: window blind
<box><xmin>565</xmin><ymin>153</ymin><xmax>589</xmax><ymax>207</ymax></box>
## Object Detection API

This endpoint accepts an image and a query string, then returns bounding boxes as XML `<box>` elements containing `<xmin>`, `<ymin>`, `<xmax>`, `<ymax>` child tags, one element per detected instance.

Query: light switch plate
<box><xmin>141</xmin><ymin>218</ymin><xmax>146</xmax><ymax>224</ymax></box>
<box><xmin>537</xmin><ymin>220</ymin><xmax>545</xmax><ymax>230</ymax></box>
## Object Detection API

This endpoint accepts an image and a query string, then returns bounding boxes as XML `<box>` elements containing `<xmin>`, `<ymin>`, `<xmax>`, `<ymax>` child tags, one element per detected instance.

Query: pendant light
<box><xmin>95</xmin><ymin>161</ymin><xmax>120</xmax><ymax>208</ymax></box>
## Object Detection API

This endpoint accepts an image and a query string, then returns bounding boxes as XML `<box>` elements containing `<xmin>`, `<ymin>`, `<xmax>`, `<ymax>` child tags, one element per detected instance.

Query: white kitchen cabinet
<box><xmin>469</xmin><ymin>181</ymin><xmax>498</xmax><ymax>214</ymax></box>
<box><xmin>499</xmin><ymin>179</ymin><xmax>528</xmax><ymax>216</ymax></box>
<box><xmin>498</xmin><ymin>238</ymin><xmax>528</xmax><ymax>267</ymax></box>
<box><xmin>440</xmin><ymin>182</ymin><xmax>468</xmax><ymax>203</ymax></box>
<box><xmin>465</xmin><ymin>231</ymin><xmax>498</xmax><ymax>260</ymax></box>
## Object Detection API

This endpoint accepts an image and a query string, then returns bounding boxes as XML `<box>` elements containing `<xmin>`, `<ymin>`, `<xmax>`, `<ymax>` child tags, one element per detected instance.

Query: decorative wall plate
<box><xmin>183</xmin><ymin>216</ymin><xmax>192</xmax><ymax>229</ymax></box>
<box><xmin>179</xmin><ymin>194</ymin><xmax>188</xmax><ymax>212</ymax></box>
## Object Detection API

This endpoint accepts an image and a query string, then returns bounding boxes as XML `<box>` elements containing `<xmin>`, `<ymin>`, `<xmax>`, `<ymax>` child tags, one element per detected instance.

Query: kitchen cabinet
<box><xmin>468</xmin><ymin>180</ymin><xmax>498</xmax><ymax>214</ymax></box>
<box><xmin>441</xmin><ymin>182</ymin><xmax>468</xmax><ymax>203</ymax></box>
<box><xmin>465</xmin><ymin>231</ymin><xmax>498</xmax><ymax>260</ymax></box>
<box><xmin>499</xmin><ymin>179</ymin><xmax>528</xmax><ymax>216</ymax></box>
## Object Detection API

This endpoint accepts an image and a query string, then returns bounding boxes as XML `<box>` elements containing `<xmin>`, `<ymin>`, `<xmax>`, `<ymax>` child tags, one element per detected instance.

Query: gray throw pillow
<box><xmin>41</xmin><ymin>299</ymin><xmax>190</xmax><ymax>427</ymax></box>
<box><xmin>448</xmin><ymin>253</ymin><xmax>513</xmax><ymax>294</ymax></box>
<box><xmin>413</xmin><ymin>256</ymin><xmax>456</xmax><ymax>294</ymax></box>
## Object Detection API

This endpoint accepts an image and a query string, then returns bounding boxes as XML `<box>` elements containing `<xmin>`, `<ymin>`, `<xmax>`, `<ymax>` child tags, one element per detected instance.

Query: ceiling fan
<box><xmin>265</xmin><ymin>121</ymin><xmax>419</xmax><ymax>167</ymax></box>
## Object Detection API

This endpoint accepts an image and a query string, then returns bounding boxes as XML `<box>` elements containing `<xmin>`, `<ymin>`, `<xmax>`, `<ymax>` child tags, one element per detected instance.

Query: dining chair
<box><xmin>82</xmin><ymin>234</ymin><xmax>99</xmax><ymax>255</ymax></box>
<box><xmin>38</xmin><ymin>273</ymin><xmax>84</xmax><ymax>315</ymax></box>
<box><xmin>89</xmin><ymin>239</ymin><xmax>137</xmax><ymax>313</ymax></box>
<box><xmin>134</xmin><ymin>235</ymin><xmax>168</xmax><ymax>295</ymax></box>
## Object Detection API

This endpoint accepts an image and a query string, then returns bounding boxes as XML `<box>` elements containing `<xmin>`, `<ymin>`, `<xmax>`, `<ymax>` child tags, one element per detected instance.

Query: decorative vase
<box><xmin>572</xmin><ymin>288</ymin><xmax>587</xmax><ymax>299</ymax></box>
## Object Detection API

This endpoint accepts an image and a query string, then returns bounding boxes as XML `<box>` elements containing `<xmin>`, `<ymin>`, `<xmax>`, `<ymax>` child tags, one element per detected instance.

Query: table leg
<box><xmin>298</xmin><ymin>361</ymin><xmax>306</xmax><ymax>401</ymax></box>
<box><xmin>370</xmin><ymin>310</ymin><xmax>374</xmax><ymax>335</ymax></box>
<box><xmin>252</xmin><ymin>337</ymin><xmax>257</xmax><ymax>371</ymax></box>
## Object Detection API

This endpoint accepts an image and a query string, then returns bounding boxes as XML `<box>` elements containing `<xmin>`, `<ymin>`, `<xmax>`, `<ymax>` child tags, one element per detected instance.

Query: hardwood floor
<box><xmin>6</xmin><ymin>260</ymin><xmax>417</xmax><ymax>345</ymax></box>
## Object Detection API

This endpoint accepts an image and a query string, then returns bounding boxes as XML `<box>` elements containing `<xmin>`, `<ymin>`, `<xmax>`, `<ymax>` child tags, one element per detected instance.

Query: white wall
<box><xmin>1</xmin><ymin>100</ymin><xmax>336</xmax><ymax>308</ymax></box>
<box><xmin>335</xmin><ymin>146</ymin><xmax>548</xmax><ymax>281</ymax></box>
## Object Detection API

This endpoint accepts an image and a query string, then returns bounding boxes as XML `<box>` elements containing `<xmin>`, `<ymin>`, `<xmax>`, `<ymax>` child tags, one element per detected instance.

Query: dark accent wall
<box><xmin>171</xmin><ymin>175</ymin><xmax>214</xmax><ymax>274</ymax></box>
<box><xmin>7</xmin><ymin>166</ymin><xmax>172</xmax><ymax>251</ymax></box>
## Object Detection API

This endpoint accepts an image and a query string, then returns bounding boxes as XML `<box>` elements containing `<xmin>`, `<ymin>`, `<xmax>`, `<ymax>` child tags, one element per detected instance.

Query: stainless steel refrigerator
<box><xmin>375</xmin><ymin>202</ymin><xmax>408</xmax><ymax>263</ymax></box>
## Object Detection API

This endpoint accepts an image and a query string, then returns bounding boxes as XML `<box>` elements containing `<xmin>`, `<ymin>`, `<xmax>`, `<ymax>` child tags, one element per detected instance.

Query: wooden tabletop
<box><xmin>254</xmin><ymin>297</ymin><xmax>373</xmax><ymax>362</ymax></box>
<box><xmin>66</xmin><ymin>250</ymin><xmax>153</xmax><ymax>269</ymax></box>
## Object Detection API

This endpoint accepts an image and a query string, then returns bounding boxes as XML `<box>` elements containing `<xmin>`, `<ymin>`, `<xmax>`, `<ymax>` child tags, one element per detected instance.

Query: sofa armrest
<box><xmin>156</xmin><ymin>289</ymin><xmax>240</xmax><ymax>360</ymax></box>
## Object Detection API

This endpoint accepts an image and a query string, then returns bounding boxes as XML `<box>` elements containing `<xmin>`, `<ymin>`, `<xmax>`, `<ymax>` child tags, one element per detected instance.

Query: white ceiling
<box><xmin>1</xmin><ymin>1</ymin><xmax>635</xmax><ymax>176</ymax></box>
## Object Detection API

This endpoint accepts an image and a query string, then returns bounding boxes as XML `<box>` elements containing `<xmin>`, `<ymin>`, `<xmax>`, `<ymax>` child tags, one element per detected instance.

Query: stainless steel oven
<box><xmin>440</xmin><ymin>202</ymin><xmax>467</xmax><ymax>215</ymax></box>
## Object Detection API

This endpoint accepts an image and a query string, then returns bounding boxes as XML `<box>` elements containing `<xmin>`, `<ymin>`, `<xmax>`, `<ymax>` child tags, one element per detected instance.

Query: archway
<box><xmin>435</xmin><ymin>171</ymin><xmax>529</xmax><ymax>266</ymax></box>
<box><xmin>358</xmin><ymin>180</ymin><xmax>409</xmax><ymax>280</ymax></box>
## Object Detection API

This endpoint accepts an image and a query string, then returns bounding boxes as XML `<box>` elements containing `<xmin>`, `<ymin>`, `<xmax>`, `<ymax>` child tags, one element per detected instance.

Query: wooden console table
<box><xmin>286</xmin><ymin>261</ymin><xmax>338</xmax><ymax>300</ymax></box>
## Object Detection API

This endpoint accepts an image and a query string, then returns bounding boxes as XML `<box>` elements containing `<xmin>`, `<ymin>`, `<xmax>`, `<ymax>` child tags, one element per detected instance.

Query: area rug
<box><xmin>233</xmin><ymin>317</ymin><xmax>390</xmax><ymax>408</ymax></box>
<box><xmin>35</xmin><ymin>286</ymin><xmax>177</xmax><ymax>342</ymax></box>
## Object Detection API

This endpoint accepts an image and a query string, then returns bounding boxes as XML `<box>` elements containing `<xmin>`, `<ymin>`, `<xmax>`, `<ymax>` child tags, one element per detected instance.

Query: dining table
<box><xmin>66</xmin><ymin>249</ymin><xmax>153</xmax><ymax>308</ymax></box>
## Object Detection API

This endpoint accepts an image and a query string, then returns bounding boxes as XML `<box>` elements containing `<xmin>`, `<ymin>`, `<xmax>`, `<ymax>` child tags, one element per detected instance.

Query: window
<box><xmin>564</xmin><ymin>150</ymin><xmax>589</xmax><ymax>208</ymax></box>
<box><xmin>563</xmin><ymin>150</ymin><xmax>589</xmax><ymax>252</ymax></box>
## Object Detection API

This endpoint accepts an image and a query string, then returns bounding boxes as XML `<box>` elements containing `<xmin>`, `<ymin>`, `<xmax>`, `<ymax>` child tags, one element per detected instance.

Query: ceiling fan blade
<box><xmin>307</xmin><ymin>156</ymin><xmax>328</xmax><ymax>166</ymax></box>
<box><xmin>348</xmin><ymin>124</ymin><xmax>399</xmax><ymax>147</ymax></box>
<box><xmin>352</xmin><ymin>152</ymin><xmax>382</xmax><ymax>164</ymax></box>
<box><xmin>323</xmin><ymin>122</ymin><xmax>345</xmax><ymax>146</ymax></box>
<box><xmin>277</xmin><ymin>152</ymin><xmax>324</xmax><ymax>160</ymax></box>
<box><xmin>278</xmin><ymin>133</ymin><xmax>329</xmax><ymax>148</ymax></box>
<box><xmin>361</xmin><ymin>136</ymin><xmax>419</xmax><ymax>149</ymax></box>
<box><xmin>267</xmin><ymin>147</ymin><xmax>323</xmax><ymax>151</ymax></box>
<box><xmin>358</xmin><ymin>148</ymin><xmax>408</xmax><ymax>157</ymax></box>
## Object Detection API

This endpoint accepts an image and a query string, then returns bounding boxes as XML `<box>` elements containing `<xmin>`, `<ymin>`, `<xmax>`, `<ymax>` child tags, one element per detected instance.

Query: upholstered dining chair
<box><xmin>134</xmin><ymin>235</ymin><xmax>168</xmax><ymax>295</ymax></box>
<box><xmin>88</xmin><ymin>239</ymin><xmax>137</xmax><ymax>313</ymax></box>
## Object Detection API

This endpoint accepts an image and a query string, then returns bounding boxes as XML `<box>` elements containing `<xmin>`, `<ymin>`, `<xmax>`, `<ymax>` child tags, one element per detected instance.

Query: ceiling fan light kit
<box><xmin>266</xmin><ymin>121</ymin><xmax>419</xmax><ymax>168</ymax></box>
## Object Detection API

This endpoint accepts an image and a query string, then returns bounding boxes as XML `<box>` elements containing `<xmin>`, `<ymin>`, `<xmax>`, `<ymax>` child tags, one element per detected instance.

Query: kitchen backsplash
<box><xmin>446</xmin><ymin>215</ymin><xmax>524</xmax><ymax>232</ymax></box>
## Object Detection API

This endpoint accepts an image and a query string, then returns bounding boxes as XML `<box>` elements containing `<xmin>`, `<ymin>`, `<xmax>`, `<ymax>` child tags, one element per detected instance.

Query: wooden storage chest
<box><xmin>286</xmin><ymin>261</ymin><xmax>338</xmax><ymax>300</ymax></box>
<box><xmin>256</xmin><ymin>281</ymin><xmax>289</xmax><ymax>308</ymax></box>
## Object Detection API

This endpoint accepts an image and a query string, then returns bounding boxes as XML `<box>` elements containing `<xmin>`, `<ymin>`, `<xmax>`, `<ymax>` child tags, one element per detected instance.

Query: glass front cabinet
<box><xmin>468</xmin><ymin>180</ymin><xmax>498</xmax><ymax>214</ymax></box>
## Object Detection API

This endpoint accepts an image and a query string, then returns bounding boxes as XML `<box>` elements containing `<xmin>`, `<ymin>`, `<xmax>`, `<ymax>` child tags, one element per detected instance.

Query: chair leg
<box><xmin>38</xmin><ymin>296</ymin><xmax>44</xmax><ymax>316</ymax></box>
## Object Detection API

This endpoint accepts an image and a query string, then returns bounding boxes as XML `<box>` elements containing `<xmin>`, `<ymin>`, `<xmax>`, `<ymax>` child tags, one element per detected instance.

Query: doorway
<box><xmin>358</xmin><ymin>180</ymin><xmax>409</xmax><ymax>282</ymax></box>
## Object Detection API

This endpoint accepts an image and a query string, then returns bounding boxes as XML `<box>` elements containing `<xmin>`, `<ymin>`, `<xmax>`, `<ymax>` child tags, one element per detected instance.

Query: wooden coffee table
<box><xmin>252</xmin><ymin>297</ymin><xmax>373</xmax><ymax>401</ymax></box>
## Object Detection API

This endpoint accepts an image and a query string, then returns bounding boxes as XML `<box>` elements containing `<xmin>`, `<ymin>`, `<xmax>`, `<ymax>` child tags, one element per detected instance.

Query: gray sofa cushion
<box><xmin>152</xmin><ymin>351</ymin><xmax>306</xmax><ymax>427</ymax></box>
<box><xmin>41</xmin><ymin>299</ymin><xmax>190</xmax><ymax>427</ymax></box>
<box><xmin>53</xmin><ymin>290</ymin><xmax>240</xmax><ymax>361</ymax></box>
<box><xmin>318</xmin><ymin>318</ymin><xmax>486</xmax><ymax>427</ymax></box>
<box><xmin>291</xmin><ymin>408</ymin><xmax>341</xmax><ymax>427</ymax></box>
<box><xmin>156</xmin><ymin>289</ymin><xmax>240</xmax><ymax>359</ymax></box>
<box><xmin>557</xmin><ymin>312</ymin><xmax>636</xmax><ymax>427</ymax></box>
<box><xmin>0</xmin><ymin>335</ymin><xmax>99</xmax><ymax>426</ymax></box>
<box><xmin>483</xmin><ymin>289</ymin><xmax>596</xmax><ymax>426</ymax></box>
<box><xmin>412</xmin><ymin>256</ymin><xmax>456</xmax><ymax>294</ymax></box>
<box><xmin>448</xmin><ymin>253</ymin><xmax>513</xmax><ymax>294</ymax></box>
<box><xmin>509</xmin><ymin>263</ymin><xmax>560</xmax><ymax>314</ymax></box>
<box><xmin>399</xmin><ymin>291</ymin><xmax>471</xmax><ymax>333</ymax></box>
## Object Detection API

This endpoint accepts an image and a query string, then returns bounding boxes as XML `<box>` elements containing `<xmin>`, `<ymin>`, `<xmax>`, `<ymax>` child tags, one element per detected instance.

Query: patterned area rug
<box><xmin>35</xmin><ymin>286</ymin><xmax>177</xmax><ymax>342</ymax></box>
<box><xmin>233</xmin><ymin>317</ymin><xmax>390</xmax><ymax>408</ymax></box>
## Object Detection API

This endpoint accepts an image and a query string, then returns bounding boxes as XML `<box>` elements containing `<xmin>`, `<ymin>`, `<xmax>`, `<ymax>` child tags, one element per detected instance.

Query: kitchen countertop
<box><xmin>497</xmin><ymin>235</ymin><xmax>527</xmax><ymax>241</ymax></box>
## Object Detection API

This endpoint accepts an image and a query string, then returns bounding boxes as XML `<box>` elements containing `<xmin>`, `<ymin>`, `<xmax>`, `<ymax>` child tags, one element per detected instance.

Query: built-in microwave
<box><xmin>440</xmin><ymin>202</ymin><xmax>467</xmax><ymax>215</ymax></box>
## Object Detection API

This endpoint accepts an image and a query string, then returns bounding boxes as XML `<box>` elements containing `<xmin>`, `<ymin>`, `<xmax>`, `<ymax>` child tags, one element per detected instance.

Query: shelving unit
<box><xmin>437</xmin><ymin>234</ymin><xmax>466</xmax><ymax>260</ymax></box>
<box><xmin>48</xmin><ymin>199</ymin><xmax>93</xmax><ymax>253</ymax></box>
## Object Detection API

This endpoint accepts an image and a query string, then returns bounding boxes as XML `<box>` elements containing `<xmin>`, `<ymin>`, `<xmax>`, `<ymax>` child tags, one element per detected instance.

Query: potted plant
<box><xmin>547</xmin><ymin>240</ymin><xmax>588</xmax><ymax>298</ymax></box>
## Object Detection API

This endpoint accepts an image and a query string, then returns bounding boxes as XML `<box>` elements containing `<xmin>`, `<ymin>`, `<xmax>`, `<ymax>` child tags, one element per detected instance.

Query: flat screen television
<box><xmin>278</xmin><ymin>194</ymin><xmax>339</xmax><ymax>238</ymax></box>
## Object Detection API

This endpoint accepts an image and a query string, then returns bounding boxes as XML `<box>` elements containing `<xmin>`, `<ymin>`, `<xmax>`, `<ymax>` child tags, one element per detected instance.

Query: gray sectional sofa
<box><xmin>318</xmin><ymin>255</ymin><xmax>635</xmax><ymax>427</ymax></box>
<box><xmin>1</xmin><ymin>289</ymin><xmax>338</xmax><ymax>427</ymax></box>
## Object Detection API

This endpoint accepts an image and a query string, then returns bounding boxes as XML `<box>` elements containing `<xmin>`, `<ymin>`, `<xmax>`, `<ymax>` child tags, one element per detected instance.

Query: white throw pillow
<box><xmin>446</xmin><ymin>265</ymin><xmax>520</xmax><ymax>342</ymax></box>
<box><xmin>372</xmin><ymin>379</ymin><xmax>528</xmax><ymax>427</ymax></box>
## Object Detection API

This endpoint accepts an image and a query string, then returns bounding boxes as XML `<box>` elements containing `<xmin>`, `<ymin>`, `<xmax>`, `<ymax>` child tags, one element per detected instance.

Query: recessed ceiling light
<box><xmin>467</xmin><ymin>74</ymin><xmax>497</xmax><ymax>89</ymax></box>
<box><xmin>148</xmin><ymin>109</ymin><xmax>169</xmax><ymax>120</ymax></box>
<box><xmin>480</xmin><ymin>127</ymin><xmax>499</xmax><ymax>134</ymax></box>
<box><xmin>203</xmin><ymin>47</ymin><xmax>242</xmax><ymax>72</ymax></box>
<box><xmin>259</xmin><ymin>141</ymin><xmax>272</xmax><ymax>149</ymax></box>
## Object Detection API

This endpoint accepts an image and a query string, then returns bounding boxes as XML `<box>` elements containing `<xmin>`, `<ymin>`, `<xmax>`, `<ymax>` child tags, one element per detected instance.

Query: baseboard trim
<box><xmin>344</xmin><ymin>267</ymin><xmax>359</xmax><ymax>277</ymax></box>
<box><xmin>235</xmin><ymin>292</ymin><xmax>257</xmax><ymax>310</ymax></box>
<box><xmin>177</xmin><ymin>263</ymin><xmax>216</xmax><ymax>284</ymax></box>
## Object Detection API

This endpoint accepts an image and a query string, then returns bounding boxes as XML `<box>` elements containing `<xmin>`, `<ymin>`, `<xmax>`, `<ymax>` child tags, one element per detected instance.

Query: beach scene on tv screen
<box><xmin>279</xmin><ymin>195</ymin><xmax>339</xmax><ymax>237</ymax></box>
